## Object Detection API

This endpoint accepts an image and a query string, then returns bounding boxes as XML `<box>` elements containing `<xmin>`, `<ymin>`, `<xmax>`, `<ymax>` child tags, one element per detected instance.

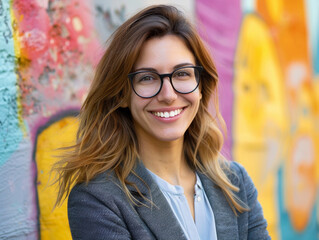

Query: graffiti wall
<box><xmin>0</xmin><ymin>0</ymin><xmax>192</xmax><ymax>239</ymax></box>
<box><xmin>0</xmin><ymin>0</ymin><xmax>101</xmax><ymax>238</ymax></box>
<box><xmin>197</xmin><ymin>0</ymin><xmax>319</xmax><ymax>239</ymax></box>
<box><xmin>0</xmin><ymin>0</ymin><xmax>317</xmax><ymax>239</ymax></box>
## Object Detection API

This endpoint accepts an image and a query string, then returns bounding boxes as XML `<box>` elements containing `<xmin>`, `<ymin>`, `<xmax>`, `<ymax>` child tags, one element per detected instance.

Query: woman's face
<box><xmin>128</xmin><ymin>34</ymin><xmax>201</xmax><ymax>144</ymax></box>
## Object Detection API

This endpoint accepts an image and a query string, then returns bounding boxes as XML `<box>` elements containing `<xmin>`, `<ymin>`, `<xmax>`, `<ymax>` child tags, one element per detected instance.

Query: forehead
<box><xmin>134</xmin><ymin>35</ymin><xmax>195</xmax><ymax>71</ymax></box>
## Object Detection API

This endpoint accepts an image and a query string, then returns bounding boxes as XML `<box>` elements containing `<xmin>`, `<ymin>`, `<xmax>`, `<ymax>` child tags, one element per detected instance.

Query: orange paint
<box><xmin>257</xmin><ymin>0</ymin><xmax>318</xmax><ymax>232</ymax></box>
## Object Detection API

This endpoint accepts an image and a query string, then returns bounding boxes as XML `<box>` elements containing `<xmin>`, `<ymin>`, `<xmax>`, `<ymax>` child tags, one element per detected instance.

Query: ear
<box><xmin>120</xmin><ymin>98</ymin><xmax>129</xmax><ymax>108</ymax></box>
<box><xmin>120</xmin><ymin>102</ymin><xmax>128</xmax><ymax>108</ymax></box>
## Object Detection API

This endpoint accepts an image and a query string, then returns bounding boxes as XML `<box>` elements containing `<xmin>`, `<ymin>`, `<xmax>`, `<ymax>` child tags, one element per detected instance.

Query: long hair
<box><xmin>54</xmin><ymin>4</ymin><xmax>248</xmax><ymax>214</ymax></box>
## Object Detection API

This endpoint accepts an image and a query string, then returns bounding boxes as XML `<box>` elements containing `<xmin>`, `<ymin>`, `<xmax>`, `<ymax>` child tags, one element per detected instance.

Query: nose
<box><xmin>156</xmin><ymin>77</ymin><xmax>177</xmax><ymax>103</ymax></box>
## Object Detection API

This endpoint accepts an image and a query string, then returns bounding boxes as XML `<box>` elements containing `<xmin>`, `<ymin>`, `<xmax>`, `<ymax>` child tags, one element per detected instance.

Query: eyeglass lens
<box><xmin>131</xmin><ymin>67</ymin><xmax>200</xmax><ymax>98</ymax></box>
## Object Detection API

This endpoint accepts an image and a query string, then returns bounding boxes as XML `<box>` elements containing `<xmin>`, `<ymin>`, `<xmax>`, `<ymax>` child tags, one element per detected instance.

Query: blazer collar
<box><xmin>198</xmin><ymin>172</ymin><xmax>239</xmax><ymax>240</ymax></box>
<box><xmin>126</xmin><ymin>161</ymin><xmax>239</xmax><ymax>240</ymax></box>
<box><xmin>127</xmin><ymin>160</ymin><xmax>188</xmax><ymax>240</ymax></box>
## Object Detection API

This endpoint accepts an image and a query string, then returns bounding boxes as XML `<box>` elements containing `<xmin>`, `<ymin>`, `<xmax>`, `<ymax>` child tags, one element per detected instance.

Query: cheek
<box><xmin>128</xmin><ymin>94</ymin><xmax>149</xmax><ymax>118</ymax></box>
<box><xmin>184</xmin><ymin>92</ymin><xmax>201</xmax><ymax>120</ymax></box>
<box><xmin>193</xmin><ymin>94</ymin><xmax>202</xmax><ymax>115</ymax></box>
<box><xmin>190</xmin><ymin>90</ymin><xmax>202</xmax><ymax>106</ymax></box>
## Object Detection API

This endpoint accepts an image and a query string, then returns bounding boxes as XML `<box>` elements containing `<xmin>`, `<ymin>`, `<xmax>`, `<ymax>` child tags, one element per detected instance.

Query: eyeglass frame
<box><xmin>128</xmin><ymin>65</ymin><xmax>203</xmax><ymax>98</ymax></box>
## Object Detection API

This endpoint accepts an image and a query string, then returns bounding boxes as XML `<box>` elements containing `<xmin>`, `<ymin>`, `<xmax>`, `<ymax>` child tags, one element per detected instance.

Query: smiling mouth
<box><xmin>151</xmin><ymin>108</ymin><xmax>183</xmax><ymax>118</ymax></box>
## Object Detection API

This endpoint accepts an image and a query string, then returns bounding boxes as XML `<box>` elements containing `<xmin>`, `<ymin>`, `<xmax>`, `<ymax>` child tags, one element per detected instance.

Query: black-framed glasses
<box><xmin>128</xmin><ymin>66</ymin><xmax>203</xmax><ymax>98</ymax></box>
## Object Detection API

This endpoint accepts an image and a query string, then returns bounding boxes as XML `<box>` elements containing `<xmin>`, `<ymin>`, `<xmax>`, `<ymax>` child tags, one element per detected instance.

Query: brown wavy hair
<box><xmin>54</xmin><ymin>4</ymin><xmax>248</xmax><ymax>214</ymax></box>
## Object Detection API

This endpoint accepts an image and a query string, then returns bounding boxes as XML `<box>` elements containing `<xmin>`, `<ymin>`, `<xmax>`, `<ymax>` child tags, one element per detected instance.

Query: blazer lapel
<box><xmin>198</xmin><ymin>172</ymin><xmax>239</xmax><ymax>240</ymax></box>
<box><xmin>127</xmin><ymin>161</ymin><xmax>187</xmax><ymax>240</ymax></box>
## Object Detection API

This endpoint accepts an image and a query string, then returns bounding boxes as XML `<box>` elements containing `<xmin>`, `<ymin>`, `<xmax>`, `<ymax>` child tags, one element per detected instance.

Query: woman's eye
<box><xmin>178</xmin><ymin>72</ymin><xmax>188</xmax><ymax>76</ymax></box>
<box><xmin>176</xmin><ymin>71</ymin><xmax>191</xmax><ymax>78</ymax></box>
<box><xmin>140</xmin><ymin>76</ymin><xmax>153</xmax><ymax>81</ymax></box>
<box><xmin>136</xmin><ymin>73</ymin><xmax>157</xmax><ymax>83</ymax></box>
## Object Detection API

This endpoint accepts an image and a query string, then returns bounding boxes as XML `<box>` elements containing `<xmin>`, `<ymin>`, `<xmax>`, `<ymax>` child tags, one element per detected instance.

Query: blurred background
<box><xmin>0</xmin><ymin>0</ymin><xmax>318</xmax><ymax>239</ymax></box>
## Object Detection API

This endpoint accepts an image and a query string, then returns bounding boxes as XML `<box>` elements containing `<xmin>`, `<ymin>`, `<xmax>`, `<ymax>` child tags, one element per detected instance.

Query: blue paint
<box><xmin>0</xmin><ymin>0</ymin><xmax>23</xmax><ymax>166</ymax></box>
<box><xmin>305</xmin><ymin>0</ymin><xmax>319</xmax><ymax>75</ymax></box>
<box><xmin>315</xmin><ymin>32</ymin><xmax>319</xmax><ymax>76</ymax></box>
<box><xmin>240</xmin><ymin>0</ymin><xmax>256</xmax><ymax>13</ymax></box>
<box><xmin>303</xmin><ymin>107</ymin><xmax>310</xmax><ymax>116</ymax></box>
<box><xmin>0</xmin><ymin>138</ymin><xmax>38</xmax><ymax>239</ymax></box>
<box><xmin>278</xmin><ymin>166</ymin><xmax>318</xmax><ymax>240</ymax></box>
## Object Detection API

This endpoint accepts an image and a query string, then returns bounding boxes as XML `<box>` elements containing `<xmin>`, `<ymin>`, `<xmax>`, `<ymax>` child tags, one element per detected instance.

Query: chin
<box><xmin>154</xmin><ymin>132</ymin><xmax>185</xmax><ymax>142</ymax></box>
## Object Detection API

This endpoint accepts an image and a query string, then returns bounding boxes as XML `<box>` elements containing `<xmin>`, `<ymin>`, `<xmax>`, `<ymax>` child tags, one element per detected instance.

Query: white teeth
<box><xmin>153</xmin><ymin>109</ymin><xmax>183</xmax><ymax>118</ymax></box>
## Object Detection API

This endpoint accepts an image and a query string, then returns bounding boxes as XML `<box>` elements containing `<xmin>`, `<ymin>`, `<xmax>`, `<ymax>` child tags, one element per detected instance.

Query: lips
<box><xmin>151</xmin><ymin>108</ymin><xmax>183</xmax><ymax>118</ymax></box>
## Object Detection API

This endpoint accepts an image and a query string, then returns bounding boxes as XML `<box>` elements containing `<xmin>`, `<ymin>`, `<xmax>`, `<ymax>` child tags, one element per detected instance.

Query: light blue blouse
<box><xmin>147</xmin><ymin>170</ymin><xmax>218</xmax><ymax>240</ymax></box>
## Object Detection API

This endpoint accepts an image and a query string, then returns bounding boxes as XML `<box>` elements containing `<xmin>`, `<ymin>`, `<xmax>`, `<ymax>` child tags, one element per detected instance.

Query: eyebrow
<box><xmin>133</xmin><ymin>62</ymin><xmax>195</xmax><ymax>72</ymax></box>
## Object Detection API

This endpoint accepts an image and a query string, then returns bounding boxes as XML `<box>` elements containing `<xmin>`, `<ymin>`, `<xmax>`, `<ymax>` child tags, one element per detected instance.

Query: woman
<box><xmin>55</xmin><ymin>5</ymin><xmax>270</xmax><ymax>240</ymax></box>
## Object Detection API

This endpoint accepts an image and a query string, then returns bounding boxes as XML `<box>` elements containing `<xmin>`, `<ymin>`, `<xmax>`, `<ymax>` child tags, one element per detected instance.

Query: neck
<box><xmin>138</xmin><ymin>135</ymin><xmax>193</xmax><ymax>186</ymax></box>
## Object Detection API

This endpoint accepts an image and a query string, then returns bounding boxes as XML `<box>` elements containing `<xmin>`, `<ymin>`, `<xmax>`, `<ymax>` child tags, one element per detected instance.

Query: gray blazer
<box><xmin>68</xmin><ymin>161</ymin><xmax>270</xmax><ymax>240</ymax></box>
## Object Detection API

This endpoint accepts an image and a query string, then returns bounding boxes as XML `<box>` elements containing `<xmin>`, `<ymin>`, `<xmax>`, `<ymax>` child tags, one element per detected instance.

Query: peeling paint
<box><xmin>12</xmin><ymin>0</ymin><xmax>101</xmax><ymax>118</ymax></box>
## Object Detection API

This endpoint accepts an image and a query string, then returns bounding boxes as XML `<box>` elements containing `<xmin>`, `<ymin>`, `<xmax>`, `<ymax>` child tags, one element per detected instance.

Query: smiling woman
<box><xmin>128</xmin><ymin>35</ymin><xmax>201</xmax><ymax>144</ymax></box>
<box><xmin>53</xmin><ymin>5</ymin><xmax>270</xmax><ymax>240</ymax></box>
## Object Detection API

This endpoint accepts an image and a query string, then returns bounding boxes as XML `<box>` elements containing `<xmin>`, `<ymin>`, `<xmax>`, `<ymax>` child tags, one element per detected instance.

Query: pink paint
<box><xmin>13</xmin><ymin>0</ymin><xmax>102</xmax><ymax>119</ymax></box>
<box><xmin>46</xmin><ymin>0</ymin><xmax>100</xmax><ymax>67</ymax></box>
<box><xmin>13</xmin><ymin>1</ymin><xmax>50</xmax><ymax>60</ymax></box>
<box><xmin>196</xmin><ymin>0</ymin><xmax>242</xmax><ymax>156</ymax></box>
<box><xmin>14</xmin><ymin>0</ymin><xmax>100</xmax><ymax>74</ymax></box>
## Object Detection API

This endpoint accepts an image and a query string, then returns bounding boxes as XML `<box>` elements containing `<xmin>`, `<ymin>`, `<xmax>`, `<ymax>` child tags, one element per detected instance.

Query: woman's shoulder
<box><xmin>226</xmin><ymin>161</ymin><xmax>259</xmax><ymax>203</ymax></box>
<box><xmin>227</xmin><ymin>160</ymin><xmax>246</xmax><ymax>174</ymax></box>
<box><xmin>225</xmin><ymin>160</ymin><xmax>252</xmax><ymax>184</ymax></box>
<box><xmin>69</xmin><ymin>170</ymin><xmax>125</xmax><ymax>203</ymax></box>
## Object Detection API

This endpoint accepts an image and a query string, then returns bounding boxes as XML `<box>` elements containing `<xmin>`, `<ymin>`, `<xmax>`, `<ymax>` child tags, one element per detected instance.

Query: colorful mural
<box><xmin>0</xmin><ymin>0</ymin><xmax>117</xmax><ymax>239</ymax></box>
<box><xmin>0</xmin><ymin>0</ymin><xmax>318</xmax><ymax>239</ymax></box>
<box><xmin>0</xmin><ymin>1</ymin><xmax>192</xmax><ymax>239</ymax></box>
<box><xmin>197</xmin><ymin>0</ymin><xmax>319</xmax><ymax>239</ymax></box>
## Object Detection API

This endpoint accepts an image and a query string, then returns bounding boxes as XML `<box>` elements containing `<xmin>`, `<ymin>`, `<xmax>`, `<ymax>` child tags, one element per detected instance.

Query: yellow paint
<box><xmin>36</xmin><ymin>117</ymin><xmax>78</xmax><ymax>240</ymax></box>
<box><xmin>233</xmin><ymin>14</ymin><xmax>288</xmax><ymax>240</ymax></box>
<box><xmin>314</xmin><ymin>77</ymin><xmax>319</xmax><ymax>185</ymax></box>
<box><xmin>10</xmin><ymin>1</ymin><xmax>27</xmax><ymax>136</ymax></box>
